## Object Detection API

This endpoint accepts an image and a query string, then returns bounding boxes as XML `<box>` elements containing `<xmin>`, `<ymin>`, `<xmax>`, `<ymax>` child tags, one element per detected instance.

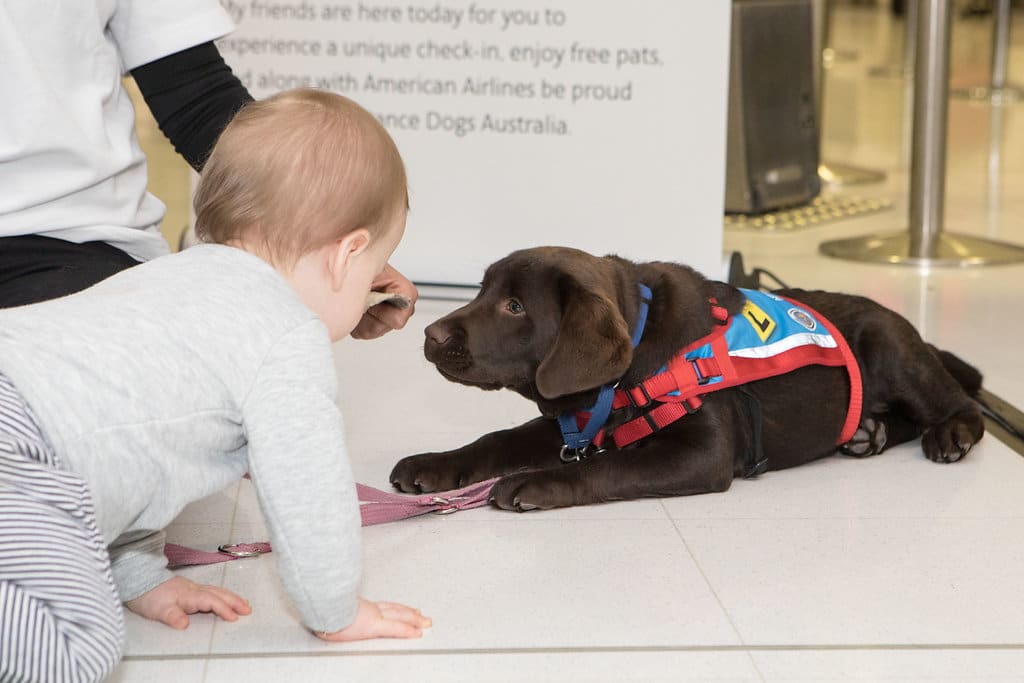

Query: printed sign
<box><xmin>216</xmin><ymin>0</ymin><xmax>730</xmax><ymax>283</ymax></box>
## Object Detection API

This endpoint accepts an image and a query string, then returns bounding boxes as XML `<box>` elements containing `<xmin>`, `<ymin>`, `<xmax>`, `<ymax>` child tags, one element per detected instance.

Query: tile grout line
<box><xmin>663</xmin><ymin>501</ymin><xmax>765</xmax><ymax>681</ymax></box>
<box><xmin>365</xmin><ymin>513</ymin><xmax>1024</xmax><ymax>525</ymax></box>
<box><xmin>201</xmin><ymin>478</ymin><xmax>245</xmax><ymax>667</ymax></box>
<box><xmin>122</xmin><ymin>642</ymin><xmax>1024</xmax><ymax>662</ymax></box>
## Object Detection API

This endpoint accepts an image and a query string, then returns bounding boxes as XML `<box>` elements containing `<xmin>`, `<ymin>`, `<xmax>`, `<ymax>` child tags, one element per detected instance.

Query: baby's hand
<box><xmin>124</xmin><ymin>576</ymin><xmax>252</xmax><ymax>630</ymax></box>
<box><xmin>314</xmin><ymin>597</ymin><xmax>431</xmax><ymax>642</ymax></box>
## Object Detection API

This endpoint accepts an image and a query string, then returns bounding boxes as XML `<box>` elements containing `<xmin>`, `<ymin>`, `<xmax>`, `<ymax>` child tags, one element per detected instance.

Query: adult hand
<box><xmin>352</xmin><ymin>264</ymin><xmax>418</xmax><ymax>340</ymax></box>
<box><xmin>314</xmin><ymin>597</ymin><xmax>431</xmax><ymax>641</ymax></box>
<box><xmin>124</xmin><ymin>576</ymin><xmax>252</xmax><ymax>630</ymax></box>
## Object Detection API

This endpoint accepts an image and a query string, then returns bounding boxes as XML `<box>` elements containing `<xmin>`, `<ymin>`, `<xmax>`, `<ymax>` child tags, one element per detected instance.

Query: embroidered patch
<box><xmin>787</xmin><ymin>307</ymin><xmax>817</xmax><ymax>331</ymax></box>
<box><xmin>742</xmin><ymin>299</ymin><xmax>776</xmax><ymax>342</ymax></box>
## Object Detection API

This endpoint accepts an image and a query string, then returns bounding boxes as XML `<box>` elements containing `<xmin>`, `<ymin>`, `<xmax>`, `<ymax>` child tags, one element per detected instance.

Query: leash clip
<box><xmin>217</xmin><ymin>542</ymin><xmax>271</xmax><ymax>558</ymax></box>
<box><xmin>428</xmin><ymin>495</ymin><xmax>466</xmax><ymax>515</ymax></box>
<box><xmin>559</xmin><ymin>443</ymin><xmax>605</xmax><ymax>462</ymax></box>
<box><xmin>560</xmin><ymin>444</ymin><xmax>587</xmax><ymax>462</ymax></box>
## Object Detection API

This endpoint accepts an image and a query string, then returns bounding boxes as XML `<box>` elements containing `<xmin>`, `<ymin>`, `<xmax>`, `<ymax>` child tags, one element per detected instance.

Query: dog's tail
<box><xmin>930</xmin><ymin>345</ymin><xmax>983</xmax><ymax>397</ymax></box>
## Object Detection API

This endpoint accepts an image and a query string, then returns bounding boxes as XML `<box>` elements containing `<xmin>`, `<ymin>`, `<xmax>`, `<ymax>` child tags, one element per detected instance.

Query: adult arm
<box><xmin>130</xmin><ymin>42</ymin><xmax>253</xmax><ymax>172</ymax></box>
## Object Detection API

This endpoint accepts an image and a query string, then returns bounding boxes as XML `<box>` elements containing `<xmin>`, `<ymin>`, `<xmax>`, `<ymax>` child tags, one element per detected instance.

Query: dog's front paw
<box><xmin>840</xmin><ymin>416</ymin><xmax>888</xmax><ymax>457</ymax></box>
<box><xmin>921</xmin><ymin>409</ymin><xmax>985</xmax><ymax>463</ymax></box>
<box><xmin>489</xmin><ymin>472</ymin><xmax>575</xmax><ymax>512</ymax></box>
<box><xmin>390</xmin><ymin>453</ymin><xmax>474</xmax><ymax>493</ymax></box>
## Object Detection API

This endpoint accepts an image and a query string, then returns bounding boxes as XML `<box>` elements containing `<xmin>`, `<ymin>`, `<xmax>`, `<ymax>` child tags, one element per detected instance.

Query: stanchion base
<box><xmin>823</xmin><ymin>47</ymin><xmax>858</xmax><ymax>66</ymax></box>
<box><xmin>819</xmin><ymin>231</ymin><xmax>1024</xmax><ymax>267</ymax></box>
<box><xmin>868</xmin><ymin>63</ymin><xmax>911</xmax><ymax>80</ymax></box>
<box><xmin>950</xmin><ymin>85</ymin><xmax>1024</xmax><ymax>104</ymax></box>
<box><xmin>819</xmin><ymin>161</ymin><xmax>887</xmax><ymax>186</ymax></box>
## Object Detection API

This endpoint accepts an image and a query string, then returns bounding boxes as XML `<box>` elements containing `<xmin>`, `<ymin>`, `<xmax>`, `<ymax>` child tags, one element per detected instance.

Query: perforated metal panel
<box><xmin>725</xmin><ymin>195</ymin><xmax>892</xmax><ymax>232</ymax></box>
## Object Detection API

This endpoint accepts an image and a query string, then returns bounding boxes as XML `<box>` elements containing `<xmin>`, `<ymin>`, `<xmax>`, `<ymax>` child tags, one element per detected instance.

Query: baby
<box><xmin>0</xmin><ymin>89</ymin><xmax>429</xmax><ymax>683</ymax></box>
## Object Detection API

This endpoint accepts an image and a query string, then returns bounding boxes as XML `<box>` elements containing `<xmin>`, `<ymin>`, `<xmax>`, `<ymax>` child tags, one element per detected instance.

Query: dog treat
<box><xmin>364</xmin><ymin>290</ymin><xmax>412</xmax><ymax>311</ymax></box>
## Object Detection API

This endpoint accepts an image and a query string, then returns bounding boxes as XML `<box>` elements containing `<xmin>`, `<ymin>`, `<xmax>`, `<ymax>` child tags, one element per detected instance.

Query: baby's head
<box><xmin>194</xmin><ymin>88</ymin><xmax>408</xmax><ymax>340</ymax></box>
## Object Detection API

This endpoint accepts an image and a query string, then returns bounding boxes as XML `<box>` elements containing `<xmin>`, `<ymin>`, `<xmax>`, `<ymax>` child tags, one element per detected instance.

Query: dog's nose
<box><xmin>425</xmin><ymin>322</ymin><xmax>452</xmax><ymax>347</ymax></box>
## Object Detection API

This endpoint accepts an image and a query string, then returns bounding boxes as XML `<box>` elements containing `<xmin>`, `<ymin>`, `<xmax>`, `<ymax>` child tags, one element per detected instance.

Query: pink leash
<box><xmin>163</xmin><ymin>478</ymin><xmax>499</xmax><ymax>568</ymax></box>
<box><xmin>354</xmin><ymin>478</ymin><xmax>498</xmax><ymax>525</ymax></box>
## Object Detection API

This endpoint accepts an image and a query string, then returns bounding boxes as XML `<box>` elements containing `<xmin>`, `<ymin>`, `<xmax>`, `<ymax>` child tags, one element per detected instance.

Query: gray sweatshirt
<box><xmin>0</xmin><ymin>244</ymin><xmax>361</xmax><ymax>633</ymax></box>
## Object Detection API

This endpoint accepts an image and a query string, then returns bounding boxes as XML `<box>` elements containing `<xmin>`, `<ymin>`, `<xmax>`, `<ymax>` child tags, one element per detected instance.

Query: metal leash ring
<box><xmin>217</xmin><ymin>542</ymin><xmax>270</xmax><ymax>558</ymax></box>
<box><xmin>428</xmin><ymin>495</ymin><xmax>465</xmax><ymax>515</ymax></box>
<box><xmin>561</xmin><ymin>444</ymin><xmax>597</xmax><ymax>462</ymax></box>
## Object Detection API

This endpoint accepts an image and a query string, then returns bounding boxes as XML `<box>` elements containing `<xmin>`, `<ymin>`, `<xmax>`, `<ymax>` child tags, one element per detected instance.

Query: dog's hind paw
<box><xmin>840</xmin><ymin>416</ymin><xmax>888</xmax><ymax>457</ymax></box>
<box><xmin>921</xmin><ymin>409</ymin><xmax>985</xmax><ymax>463</ymax></box>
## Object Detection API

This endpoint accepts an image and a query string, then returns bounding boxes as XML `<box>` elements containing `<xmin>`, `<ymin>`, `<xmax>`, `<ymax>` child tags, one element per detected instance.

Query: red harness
<box><xmin>575</xmin><ymin>296</ymin><xmax>863</xmax><ymax>451</ymax></box>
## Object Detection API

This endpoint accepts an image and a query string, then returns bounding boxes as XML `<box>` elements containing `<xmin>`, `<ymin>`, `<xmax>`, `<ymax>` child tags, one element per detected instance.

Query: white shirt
<box><xmin>0</xmin><ymin>1</ymin><xmax>235</xmax><ymax>261</ymax></box>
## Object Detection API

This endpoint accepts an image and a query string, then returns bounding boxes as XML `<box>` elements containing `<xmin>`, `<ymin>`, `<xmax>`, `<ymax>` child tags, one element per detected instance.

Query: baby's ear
<box><xmin>327</xmin><ymin>228</ymin><xmax>371</xmax><ymax>290</ymax></box>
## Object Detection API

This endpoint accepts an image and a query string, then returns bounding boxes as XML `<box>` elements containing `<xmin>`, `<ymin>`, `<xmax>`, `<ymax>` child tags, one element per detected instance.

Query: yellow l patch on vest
<box><xmin>742</xmin><ymin>300</ymin><xmax>776</xmax><ymax>341</ymax></box>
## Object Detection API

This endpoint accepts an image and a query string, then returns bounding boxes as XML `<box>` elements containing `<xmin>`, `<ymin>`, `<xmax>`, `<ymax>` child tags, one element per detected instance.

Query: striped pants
<box><xmin>0</xmin><ymin>373</ymin><xmax>124</xmax><ymax>683</ymax></box>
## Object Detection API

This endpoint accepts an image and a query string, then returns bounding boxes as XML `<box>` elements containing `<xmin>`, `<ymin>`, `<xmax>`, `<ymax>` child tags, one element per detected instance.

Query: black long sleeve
<box><xmin>130</xmin><ymin>42</ymin><xmax>253</xmax><ymax>172</ymax></box>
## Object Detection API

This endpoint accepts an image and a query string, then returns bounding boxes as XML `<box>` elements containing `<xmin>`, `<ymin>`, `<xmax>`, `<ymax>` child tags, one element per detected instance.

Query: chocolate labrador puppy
<box><xmin>390</xmin><ymin>246</ymin><xmax>984</xmax><ymax>511</ymax></box>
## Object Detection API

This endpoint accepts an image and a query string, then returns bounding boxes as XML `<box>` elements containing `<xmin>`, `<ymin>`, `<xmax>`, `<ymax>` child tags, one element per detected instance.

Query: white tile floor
<box><xmin>112</xmin><ymin>4</ymin><xmax>1024</xmax><ymax>682</ymax></box>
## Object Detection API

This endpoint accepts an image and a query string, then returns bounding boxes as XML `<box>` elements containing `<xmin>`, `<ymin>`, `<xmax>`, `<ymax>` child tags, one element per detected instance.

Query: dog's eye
<box><xmin>506</xmin><ymin>299</ymin><xmax>524</xmax><ymax>315</ymax></box>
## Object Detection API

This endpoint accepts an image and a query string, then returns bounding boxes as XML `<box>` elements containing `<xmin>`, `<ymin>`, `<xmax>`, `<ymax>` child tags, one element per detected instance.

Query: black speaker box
<box><xmin>724</xmin><ymin>0</ymin><xmax>821</xmax><ymax>214</ymax></box>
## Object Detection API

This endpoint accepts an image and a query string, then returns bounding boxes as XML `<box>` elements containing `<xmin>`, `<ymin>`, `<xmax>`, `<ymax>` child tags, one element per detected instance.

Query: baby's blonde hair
<box><xmin>194</xmin><ymin>89</ymin><xmax>407</xmax><ymax>265</ymax></box>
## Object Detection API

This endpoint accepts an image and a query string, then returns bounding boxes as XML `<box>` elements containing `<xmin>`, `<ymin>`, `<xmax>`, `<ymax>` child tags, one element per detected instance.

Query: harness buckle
<box><xmin>627</xmin><ymin>383</ymin><xmax>654</xmax><ymax>407</ymax></box>
<box><xmin>692</xmin><ymin>360</ymin><xmax>713</xmax><ymax>386</ymax></box>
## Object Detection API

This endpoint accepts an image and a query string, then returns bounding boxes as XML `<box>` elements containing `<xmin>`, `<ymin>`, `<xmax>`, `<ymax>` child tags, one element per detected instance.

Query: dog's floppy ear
<box><xmin>535</xmin><ymin>284</ymin><xmax>633</xmax><ymax>399</ymax></box>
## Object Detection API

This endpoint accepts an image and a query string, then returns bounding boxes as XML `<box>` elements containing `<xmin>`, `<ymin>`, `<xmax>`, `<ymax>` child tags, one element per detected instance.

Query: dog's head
<box><xmin>423</xmin><ymin>246</ymin><xmax>655</xmax><ymax>409</ymax></box>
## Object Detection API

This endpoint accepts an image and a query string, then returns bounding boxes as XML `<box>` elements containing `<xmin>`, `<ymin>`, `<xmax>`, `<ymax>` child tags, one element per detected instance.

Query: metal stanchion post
<box><xmin>986</xmin><ymin>101</ymin><xmax>1005</xmax><ymax>237</ymax></box>
<box><xmin>820</xmin><ymin>0</ymin><xmax>1024</xmax><ymax>266</ymax></box>
<box><xmin>869</xmin><ymin>0</ymin><xmax>918</xmax><ymax>79</ymax></box>
<box><xmin>815</xmin><ymin>0</ymin><xmax>886</xmax><ymax>186</ymax></box>
<box><xmin>820</xmin><ymin>0</ymin><xmax>858</xmax><ymax>65</ymax></box>
<box><xmin>951</xmin><ymin>0</ymin><xmax>1024</xmax><ymax>103</ymax></box>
